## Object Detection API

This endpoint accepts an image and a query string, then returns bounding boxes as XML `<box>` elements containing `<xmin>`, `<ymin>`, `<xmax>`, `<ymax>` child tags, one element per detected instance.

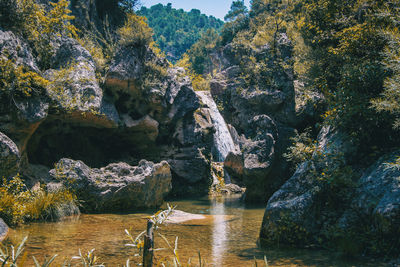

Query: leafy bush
<box><xmin>0</xmin><ymin>58</ymin><xmax>49</xmax><ymax>99</ymax></box>
<box><xmin>299</xmin><ymin>0</ymin><xmax>400</xmax><ymax>150</ymax></box>
<box><xmin>117</xmin><ymin>13</ymin><xmax>153</xmax><ymax>47</ymax></box>
<box><xmin>283</xmin><ymin>129</ymin><xmax>316</xmax><ymax>167</ymax></box>
<box><xmin>0</xmin><ymin>175</ymin><xmax>78</xmax><ymax>226</ymax></box>
<box><xmin>18</xmin><ymin>0</ymin><xmax>77</xmax><ymax>69</ymax></box>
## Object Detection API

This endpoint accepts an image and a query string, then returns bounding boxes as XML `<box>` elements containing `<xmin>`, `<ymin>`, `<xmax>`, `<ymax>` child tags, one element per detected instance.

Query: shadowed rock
<box><xmin>0</xmin><ymin>131</ymin><xmax>20</xmax><ymax>179</ymax></box>
<box><xmin>50</xmin><ymin>158</ymin><xmax>172</xmax><ymax>212</ymax></box>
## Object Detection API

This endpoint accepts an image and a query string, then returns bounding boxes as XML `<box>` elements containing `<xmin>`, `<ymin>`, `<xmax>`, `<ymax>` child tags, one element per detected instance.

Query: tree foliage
<box><xmin>299</xmin><ymin>0</ymin><xmax>400</xmax><ymax>150</ymax></box>
<box><xmin>224</xmin><ymin>0</ymin><xmax>248</xmax><ymax>22</ymax></box>
<box><xmin>138</xmin><ymin>3</ymin><xmax>224</xmax><ymax>62</ymax></box>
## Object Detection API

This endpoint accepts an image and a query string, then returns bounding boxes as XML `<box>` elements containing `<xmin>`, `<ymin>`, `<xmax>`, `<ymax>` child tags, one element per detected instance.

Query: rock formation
<box><xmin>0</xmin><ymin>218</ymin><xmax>8</xmax><ymax>241</ymax></box>
<box><xmin>49</xmin><ymin>158</ymin><xmax>172</xmax><ymax>212</ymax></box>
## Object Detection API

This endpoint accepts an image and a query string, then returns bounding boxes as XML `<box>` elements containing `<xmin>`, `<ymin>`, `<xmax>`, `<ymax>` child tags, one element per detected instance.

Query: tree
<box><xmin>224</xmin><ymin>0</ymin><xmax>248</xmax><ymax>22</ymax></box>
<box><xmin>299</xmin><ymin>0</ymin><xmax>400</xmax><ymax>150</ymax></box>
<box><xmin>138</xmin><ymin>4</ymin><xmax>224</xmax><ymax>62</ymax></box>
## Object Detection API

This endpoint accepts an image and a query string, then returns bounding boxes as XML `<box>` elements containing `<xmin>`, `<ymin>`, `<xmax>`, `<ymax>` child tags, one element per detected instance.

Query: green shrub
<box><xmin>0</xmin><ymin>58</ymin><xmax>49</xmax><ymax>99</ymax></box>
<box><xmin>0</xmin><ymin>175</ymin><xmax>78</xmax><ymax>226</ymax></box>
<box><xmin>283</xmin><ymin>129</ymin><xmax>316</xmax><ymax>167</ymax></box>
<box><xmin>2</xmin><ymin>0</ymin><xmax>78</xmax><ymax>69</ymax></box>
<box><xmin>117</xmin><ymin>13</ymin><xmax>153</xmax><ymax>47</ymax></box>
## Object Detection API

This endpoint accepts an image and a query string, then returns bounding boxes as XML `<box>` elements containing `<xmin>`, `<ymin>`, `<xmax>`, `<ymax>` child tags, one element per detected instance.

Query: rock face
<box><xmin>104</xmin><ymin>46</ymin><xmax>213</xmax><ymax>196</ymax></box>
<box><xmin>260</xmin><ymin>126</ymin><xmax>400</xmax><ymax>255</ymax></box>
<box><xmin>50</xmin><ymin>158</ymin><xmax>172</xmax><ymax>212</ymax></box>
<box><xmin>259</xmin><ymin>126</ymin><xmax>355</xmax><ymax>245</ymax></box>
<box><xmin>0</xmin><ymin>23</ymin><xmax>214</xmax><ymax>201</ymax></box>
<box><xmin>0</xmin><ymin>132</ymin><xmax>20</xmax><ymax>179</ymax></box>
<box><xmin>339</xmin><ymin>151</ymin><xmax>400</xmax><ymax>234</ymax></box>
<box><xmin>0</xmin><ymin>30</ymin><xmax>39</xmax><ymax>72</ymax></box>
<box><xmin>0</xmin><ymin>29</ymin><xmax>48</xmax><ymax>164</ymax></box>
<box><xmin>209</xmin><ymin>39</ymin><xmax>297</xmax><ymax>203</ymax></box>
<box><xmin>0</xmin><ymin>218</ymin><xmax>8</xmax><ymax>241</ymax></box>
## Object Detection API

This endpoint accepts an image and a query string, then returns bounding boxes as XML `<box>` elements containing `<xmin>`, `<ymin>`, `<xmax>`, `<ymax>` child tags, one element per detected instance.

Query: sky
<box><xmin>140</xmin><ymin>0</ymin><xmax>251</xmax><ymax>20</ymax></box>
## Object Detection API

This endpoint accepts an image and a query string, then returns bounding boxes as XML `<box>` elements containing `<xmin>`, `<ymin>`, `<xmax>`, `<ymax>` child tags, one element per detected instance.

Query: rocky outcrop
<box><xmin>260</xmin><ymin>127</ymin><xmax>355</xmax><ymax>239</ymax></box>
<box><xmin>208</xmin><ymin>37</ymin><xmax>297</xmax><ymax>203</ymax></box>
<box><xmin>0</xmin><ymin>29</ymin><xmax>48</xmax><ymax>164</ymax></box>
<box><xmin>339</xmin><ymin>151</ymin><xmax>400</xmax><ymax>234</ymax></box>
<box><xmin>259</xmin><ymin>126</ymin><xmax>355</xmax><ymax>245</ymax></box>
<box><xmin>0</xmin><ymin>26</ymin><xmax>213</xmax><ymax>201</ymax></box>
<box><xmin>0</xmin><ymin>218</ymin><xmax>8</xmax><ymax>241</ymax></box>
<box><xmin>45</xmin><ymin>37</ymin><xmax>119</xmax><ymax>128</ymax></box>
<box><xmin>260</xmin><ymin>126</ymin><xmax>400</xmax><ymax>256</ymax></box>
<box><xmin>50</xmin><ymin>158</ymin><xmax>172</xmax><ymax>212</ymax></box>
<box><xmin>0</xmin><ymin>132</ymin><xmax>20</xmax><ymax>179</ymax></box>
<box><xmin>0</xmin><ymin>30</ymin><xmax>39</xmax><ymax>72</ymax></box>
<box><xmin>224</xmin><ymin>115</ymin><xmax>296</xmax><ymax>202</ymax></box>
<box><xmin>104</xmin><ymin>46</ymin><xmax>212</xmax><ymax>196</ymax></box>
<box><xmin>166</xmin><ymin>106</ymin><xmax>214</xmax><ymax>196</ymax></box>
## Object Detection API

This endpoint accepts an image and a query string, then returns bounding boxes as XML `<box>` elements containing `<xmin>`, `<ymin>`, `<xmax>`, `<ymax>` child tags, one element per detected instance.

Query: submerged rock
<box><xmin>166</xmin><ymin>210</ymin><xmax>206</xmax><ymax>224</ymax></box>
<box><xmin>50</xmin><ymin>158</ymin><xmax>172</xmax><ymax>212</ymax></box>
<box><xmin>0</xmin><ymin>218</ymin><xmax>8</xmax><ymax>241</ymax></box>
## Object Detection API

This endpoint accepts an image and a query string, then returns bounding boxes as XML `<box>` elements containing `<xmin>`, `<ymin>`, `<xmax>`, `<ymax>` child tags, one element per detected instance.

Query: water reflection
<box><xmin>5</xmin><ymin>197</ymin><xmax>388</xmax><ymax>266</ymax></box>
<box><xmin>210</xmin><ymin>197</ymin><xmax>227</xmax><ymax>266</ymax></box>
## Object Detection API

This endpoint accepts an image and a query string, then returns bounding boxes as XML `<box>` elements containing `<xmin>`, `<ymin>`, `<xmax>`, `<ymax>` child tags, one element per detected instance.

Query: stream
<box><xmin>6</xmin><ymin>196</ymin><xmax>386</xmax><ymax>266</ymax></box>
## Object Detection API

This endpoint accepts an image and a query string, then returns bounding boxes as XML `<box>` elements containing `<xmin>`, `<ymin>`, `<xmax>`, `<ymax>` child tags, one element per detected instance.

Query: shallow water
<box><xmin>7</xmin><ymin>196</ymin><xmax>385</xmax><ymax>266</ymax></box>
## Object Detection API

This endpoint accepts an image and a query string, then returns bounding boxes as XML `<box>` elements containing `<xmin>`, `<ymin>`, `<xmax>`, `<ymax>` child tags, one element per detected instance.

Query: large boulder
<box><xmin>0</xmin><ymin>218</ymin><xmax>8</xmax><ymax>242</ymax></box>
<box><xmin>50</xmin><ymin>158</ymin><xmax>172</xmax><ymax>212</ymax></box>
<box><xmin>45</xmin><ymin>37</ymin><xmax>119</xmax><ymax>128</ymax></box>
<box><xmin>259</xmin><ymin>126</ymin><xmax>356</xmax><ymax>246</ymax></box>
<box><xmin>338</xmin><ymin>151</ymin><xmax>400</xmax><ymax>246</ymax></box>
<box><xmin>0</xmin><ymin>132</ymin><xmax>20</xmax><ymax>178</ymax></box>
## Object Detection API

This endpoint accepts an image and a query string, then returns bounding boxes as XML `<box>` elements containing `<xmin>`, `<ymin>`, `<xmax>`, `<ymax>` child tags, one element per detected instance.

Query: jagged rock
<box><xmin>50</xmin><ymin>158</ymin><xmax>172</xmax><ymax>212</ymax></box>
<box><xmin>45</xmin><ymin>38</ymin><xmax>119</xmax><ymax>128</ymax></box>
<box><xmin>106</xmin><ymin>46</ymin><xmax>167</xmax><ymax>94</ymax></box>
<box><xmin>167</xmin><ymin>108</ymin><xmax>214</xmax><ymax>196</ymax></box>
<box><xmin>224</xmin><ymin>115</ymin><xmax>295</xmax><ymax>202</ymax></box>
<box><xmin>166</xmin><ymin>81</ymin><xmax>199</xmax><ymax>124</ymax></box>
<box><xmin>220</xmin><ymin>184</ymin><xmax>245</xmax><ymax>195</ymax></box>
<box><xmin>0</xmin><ymin>29</ymin><xmax>48</xmax><ymax>161</ymax></box>
<box><xmin>0</xmin><ymin>132</ymin><xmax>20</xmax><ymax>178</ymax></box>
<box><xmin>106</xmin><ymin>49</ymin><xmax>198</xmax><ymax>126</ymax></box>
<box><xmin>0</xmin><ymin>218</ymin><xmax>8</xmax><ymax>242</ymax></box>
<box><xmin>0</xmin><ymin>29</ymin><xmax>39</xmax><ymax>71</ymax></box>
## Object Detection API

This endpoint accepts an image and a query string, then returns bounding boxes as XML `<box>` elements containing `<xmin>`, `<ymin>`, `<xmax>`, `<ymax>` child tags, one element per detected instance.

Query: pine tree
<box><xmin>224</xmin><ymin>0</ymin><xmax>248</xmax><ymax>22</ymax></box>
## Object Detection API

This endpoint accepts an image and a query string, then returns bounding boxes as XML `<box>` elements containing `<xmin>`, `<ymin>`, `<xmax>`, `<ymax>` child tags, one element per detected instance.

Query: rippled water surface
<box><xmin>7</xmin><ymin>196</ymin><xmax>385</xmax><ymax>266</ymax></box>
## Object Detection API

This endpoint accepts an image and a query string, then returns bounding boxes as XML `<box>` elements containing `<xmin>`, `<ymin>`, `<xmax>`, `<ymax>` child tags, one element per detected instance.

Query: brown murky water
<box><xmin>6</xmin><ymin>196</ymin><xmax>386</xmax><ymax>266</ymax></box>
